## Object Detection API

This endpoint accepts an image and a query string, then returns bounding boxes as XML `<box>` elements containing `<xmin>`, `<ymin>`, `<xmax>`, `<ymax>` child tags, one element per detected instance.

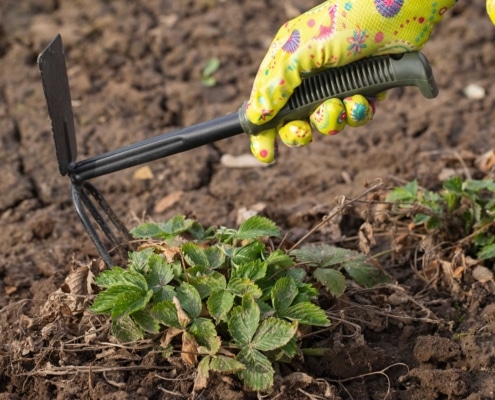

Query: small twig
<box><xmin>337</xmin><ymin>293</ymin><xmax>441</xmax><ymax>325</ymax></box>
<box><xmin>23</xmin><ymin>364</ymin><xmax>174</xmax><ymax>377</ymax></box>
<box><xmin>289</xmin><ymin>179</ymin><xmax>384</xmax><ymax>251</ymax></box>
<box><xmin>297</xmin><ymin>388</ymin><xmax>327</xmax><ymax>400</ymax></box>
<box><xmin>158</xmin><ymin>385</ymin><xmax>186</xmax><ymax>398</ymax></box>
<box><xmin>0</xmin><ymin>299</ymin><xmax>30</xmax><ymax>315</ymax></box>
<box><xmin>325</xmin><ymin>362</ymin><xmax>409</xmax><ymax>400</ymax></box>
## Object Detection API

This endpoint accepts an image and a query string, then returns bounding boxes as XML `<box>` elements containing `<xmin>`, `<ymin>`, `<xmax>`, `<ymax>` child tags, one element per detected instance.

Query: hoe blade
<box><xmin>38</xmin><ymin>34</ymin><xmax>77</xmax><ymax>176</ymax></box>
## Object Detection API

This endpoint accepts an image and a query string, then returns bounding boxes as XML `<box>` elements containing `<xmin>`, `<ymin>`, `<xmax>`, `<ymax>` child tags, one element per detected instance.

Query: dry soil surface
<box><xmin>2</xmin><ymin>1</ymin><xmax>495</xmax><ymax>399</ymax></box>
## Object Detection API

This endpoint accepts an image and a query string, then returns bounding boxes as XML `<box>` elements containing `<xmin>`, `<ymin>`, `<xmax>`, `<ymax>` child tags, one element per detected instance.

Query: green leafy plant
<box><xmin>387</xmin><ymin>177</ymin><xmax>495</xmax><ymax>260</ymax></box>
<box><xmin>89</xmin><ymin>212</ymin><xmax>392</xmax><ymax>390</ymax></box>
<box><xmin>90</xmin><ymin>215</ymin><xmax>332</xmax><ymax>391</ymax></box>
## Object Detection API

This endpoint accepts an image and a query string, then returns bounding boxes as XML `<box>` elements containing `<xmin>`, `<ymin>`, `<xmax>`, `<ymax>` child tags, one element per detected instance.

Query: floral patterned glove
<box><xmin>247</xmin><ymin>0</ymin><xmax>459</xmax><ymax>163</ymax></box>
<box><xmin>488</xmin><ymin>0</ymin><xmax>495</xmax><ymax>23</ymax></box>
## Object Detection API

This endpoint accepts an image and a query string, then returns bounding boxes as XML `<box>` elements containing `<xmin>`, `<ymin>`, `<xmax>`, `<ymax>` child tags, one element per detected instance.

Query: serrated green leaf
<box><xmin>176</xmin><ymin>282</ymin><xmax>202</xmax><ymax>319</ymax></box>
<box><xmin>231</xmin><ymin>259</ymin><xmax>267</xmax><ymax>281</ymax></box>
<box><xmin>123</xmin><ymin>270</ymin><xmax>149</xmax><ymax>291</ymax></box>
<box><xmin>130</xmin><ymin>215</ymin><xmax>195</xmax><ymax>240</ymax></box>
<box><xmin>236</xmin><ymin>348</ymin><xmax>274</xmax><ymax>392</ymax></box>
<box><xmin>464</xmin><ymin>179</ymin><xmax>495</xmax><ymax>193</ymax></box>
<box><xmin>231</xmin><ymin>241</ymin><xmax>266</xmax><ymax>266</ymax></box>
<box><xmin>93</xmin><ymin>267</ymin><xmax>128</xmax><ymax>288</ymax></box>
<box><xmin>188</xmin><ymin>271</ymin><xmax>226</xmax><ymax>299</ymax></box>
<box><xmin>154</xmin><ymin>285</ymin><xmax>176</xmax><ymax>303</ymax></box>
<box><xmin>165</xmin><ymin>214</ymin><xmax>197</xmax><ymax>234</ymax></box>
<box><xmin>112</xmin><ymin>288</ymin><xmax>153</xmax><ymax>319</ymax></box>
<box><xmin>291</xmin><ymin>245</ymin><xmax>362</xmax><ymax>269</ymax></box>
<box><xmin>443</xmin><ymin>176</ymin><xmax>463</xmax><ymax>194</ymax></box>
<box><xmin>313</xmin><ymin>268</ymin><xmax>346</xmax><ymax>297</ymax></box>
<box><xmin>478</xmin><ymin>243</ymin><xmax>495</xmax><ymax>260</ymax></box>
<box><xmin>256</xmin><ymin>299</ymin><xmax>275</xmax><ymax>320</ymax></box>
<box><xmin>187</xmin><ymin>222</ymin><xmax>216</xmax><ymax>241</ymax></box>
<box><xmin>111</xmin><ymin>315</ymin><xmax>144</xmax><ymax>343</ymax></box>
<box><xmin>207</xmin><ymin>290</ymin><xmax>234</xmax><ymax>322</ymax></box>
<box><xmin>210</xmin><ymin>355</ymin><xmax>245</xmax><ymax>373</ymax></box>
<box><xmin>271</xmin><ymin>277</ymin><xmax>298</xmax><ymax>315</ymax></box>
<box><xmin>90</xmin><ymin>285</ymin><xmax>152</xmax><ymax>319</ymax></box>
<box><xmin>386</xmin><ymin>186</ymin><xmax>416</xmax><ymax>203</ymax></box>
<box><xmin>283</xmin><ymin>267</ymin><xmax>307</xmax><ymax>283</ymax></box>
<box><xmin>128</xmin><ymin>248</ymin><xmax>154</xmax><ymax>273</ymax></box>
<box><xmin>343</xmin><ymin>259</ymin><xmax>390</xmax><ymax>288</ymax></box>
<box><xmin>146</xmin><ymin>256</ymin><xmax>174</xmax><ymax>292</ymax></box>
<box><xmin>151</xmin><ymin>300</ymin><xmax>180</xmax><ymax>328</ymax></box>
<box><xmin>252</xmin><ymin>317</ymin><xmax>297</xmax><ymax>352</ymax></box>
<box><xmin>95</xmin><ymin>267</ymin><xmax>147</xmax><ymax>291</ymax></box>
<box><xmin>131</xmin><ymin>308</ymin><xmax>160</xmax><ymax>334</ymax></box>
<box><xmin>294</xmin><ymin>282</ymin><xmax>318</xmax><ymax>299</ymax></box>
<box><xmin>405</xmin><ymin>179</ymin><xmax>419</xmax><ymax>195</ymax></box>
<box><xmin>386</xmin><ymin>179</ymin><xmax>418</xmax><ymax>203</ymax></box>
<box><xmin>227</xmin><ymin>277</ymin><xmax>262</xmax><ymax>298</ymax></box>
<box><xmin>89</xmin><ymin>284</ymin><xmax>126</xmax><ymax>314</ymax></box>
<box><xmin>182</xmin><ymin>243</ymin><xmax>225</xmax><ymax>270</ymax></box>
<box><xmin>282</xmin><ymin>302</ymin><xmax>330</xmax><ymax>327</ymax></box>
<box><xmin>235</xmin><ymin>216</ymin><xmax>280</xmax><ymax>240</ymax></box>
<box><xmin>265</xmin><ymin>249</ymin><xmax>295</xmax><ymax>269</ymax></box>
<box><xmin>182</xmin><ymin>242</ymin><xmax>210</xmax><ymax>267</ymax></box>
<box><xmin>425</xmin><ymin>216</ymin><xmax>441</xmax><ymax>230</ymax></box>
<box><xmin>228</xmin><ymin>294</ymin><xmax>260</xmax><ymax>346</ymax></box>
<box><xmin>130</xmin><ymin>222</ymin><xmax>169</xmax><ymax>239</ymax></box>
<box><xmin>189</xmin><ymin>317</ymin><xmax>219</xmax><ymax>351</ymax></box>
<box><xmin>265</xmin><ymin>336</ymin><xmax>297</xmax><ymax>362</ymax></box>
<box><xmin>204</xmin><ymin>246</ymin><xmax>225</xmax><ymax>269</ymax></box>
<box><xmin>413</xmin><ymin>213</ymin><xmax>432</xmax><ymax>225</ymax></box>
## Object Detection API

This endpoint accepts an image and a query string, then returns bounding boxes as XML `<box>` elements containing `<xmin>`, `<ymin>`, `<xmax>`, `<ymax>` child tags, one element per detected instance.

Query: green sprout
<box><xmin>201</xmin><ymin>57</ymin><xmax>221</xmax><ymax>87</ymax></box>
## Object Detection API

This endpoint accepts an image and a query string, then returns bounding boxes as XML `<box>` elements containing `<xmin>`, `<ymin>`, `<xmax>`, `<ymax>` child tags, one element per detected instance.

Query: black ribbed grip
<box><xmin>239</xmin><ymin>52</ymin><xmax>438</xmax><ymax>135</ymax></box>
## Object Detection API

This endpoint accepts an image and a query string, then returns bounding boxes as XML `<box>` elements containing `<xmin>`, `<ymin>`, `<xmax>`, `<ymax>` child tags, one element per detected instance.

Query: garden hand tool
<box><xmin>38</xmin><ymin>34</ymin><xmax>438</xmax><ymax>266</ymax></box>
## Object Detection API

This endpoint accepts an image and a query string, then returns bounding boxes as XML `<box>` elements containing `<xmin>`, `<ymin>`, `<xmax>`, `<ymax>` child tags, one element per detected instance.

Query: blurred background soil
<box><xmin>2</xmin><ymin>0</ymin><xmax>495</xmax><ymax>398</ymax></box>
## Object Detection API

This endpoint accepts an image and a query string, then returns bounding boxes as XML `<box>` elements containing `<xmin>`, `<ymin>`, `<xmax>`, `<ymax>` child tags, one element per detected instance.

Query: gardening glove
<box><xmin>247</xmin><ymin>0</ymin><xmax>459</xmax><ymax>163</ymax></box>
<box><xmin>489</xmin><ymin>0</ymin><xmax>495</xmax><ymax>23</ymax></box>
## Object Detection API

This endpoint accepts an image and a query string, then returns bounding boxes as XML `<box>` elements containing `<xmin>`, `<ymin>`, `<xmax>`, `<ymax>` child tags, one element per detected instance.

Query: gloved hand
<box><xmin>488</xmin><ymin>0</ymin><xmax>495</xmax><ymax>23</ymax></box>
<box><xmin>247</xmin><ymin>0</ymin><xmax>459</xmax><ymax>163</ymax></box>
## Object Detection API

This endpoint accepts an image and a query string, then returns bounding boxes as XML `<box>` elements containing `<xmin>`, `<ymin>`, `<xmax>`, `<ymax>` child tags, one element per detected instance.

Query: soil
<box><xmin>2</xmin><ymin>0</ymin><xmax>495</xmax><ymax>399</ymax></box>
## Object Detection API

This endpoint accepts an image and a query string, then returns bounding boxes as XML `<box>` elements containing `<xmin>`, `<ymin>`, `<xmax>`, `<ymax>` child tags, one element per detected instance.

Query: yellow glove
<box><xmin>488</xmin><ymin>0</ymin><xmax>495</xmax><ymax>23</ymax></box>
<box><xmin>247</xmin><ymin>0</ymin><xmax>459</xmax><ymax>163</ymax></box>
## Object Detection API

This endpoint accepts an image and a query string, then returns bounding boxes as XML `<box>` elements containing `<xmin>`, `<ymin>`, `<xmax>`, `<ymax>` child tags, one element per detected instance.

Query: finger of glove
<box><xmin>278</xmin><ymin>120</ymin><xmax>313</xmax><ymax>147</ymax></box>
<box><xmin>343</xmin><ymin>95</ymin><xmax>374</xmax><ymax>128</ymax></box>
<box><xmin>367</xmin><ymin>91</ymin><xmax>388</xmax><ymax>111</ymax></box>
<box><xmin>488</xmin><ymin>0</ymin><xmax>495</xmax><ymax>24</ymax></box>
<box><xmin>249</xmin><ymin>129</ymin><xmax>277</xmax><ymax>163</ymax></box>
<box><xmin>310</xmin><ymin>98</ymin><xmax>346</xmax><ymax>136</ymax></box>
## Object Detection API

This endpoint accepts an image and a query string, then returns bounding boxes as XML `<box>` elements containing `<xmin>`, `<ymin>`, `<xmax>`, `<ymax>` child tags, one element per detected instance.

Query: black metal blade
<box><xmin>38</xmin><ymin>34</ymin><xmax>77</xmax><ymax>176</ymax></box>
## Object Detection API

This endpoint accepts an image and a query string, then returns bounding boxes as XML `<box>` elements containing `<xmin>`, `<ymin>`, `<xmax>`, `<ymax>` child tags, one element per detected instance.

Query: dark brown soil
<box><xmin>2</xmin><ymin>0</ymin><xmax>495</xmax><ymax>399</ymax></box>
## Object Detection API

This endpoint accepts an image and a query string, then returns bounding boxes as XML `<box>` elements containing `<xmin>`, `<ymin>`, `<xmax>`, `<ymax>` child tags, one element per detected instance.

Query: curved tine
<box><xmin>72</xmin><ymin>184</ymin><xmax>114</xmax><ymax>267</ymax></box>
<box><xmin>82</xmin><ymin>181</ymin><xmax>132</xmax><ymax>242</ymax></box>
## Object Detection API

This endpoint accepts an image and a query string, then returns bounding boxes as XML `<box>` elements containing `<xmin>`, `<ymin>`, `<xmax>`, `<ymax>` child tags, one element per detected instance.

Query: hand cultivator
<box><xmin>38</xmin><ymin>34</ymin><xmax>439</xmax><ymax>266</ymax></box>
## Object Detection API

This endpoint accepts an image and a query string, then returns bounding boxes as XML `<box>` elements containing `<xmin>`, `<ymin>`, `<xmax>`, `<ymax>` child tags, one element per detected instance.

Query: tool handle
<box><xmin>239</xmin><ymin>51</ymin><xmax>438</xmax><ymax>135</ymax></box>
<box><xmin>73</xmin><ymin>52</ymin><xmax>437</xmax><ymax>181</ymax></box>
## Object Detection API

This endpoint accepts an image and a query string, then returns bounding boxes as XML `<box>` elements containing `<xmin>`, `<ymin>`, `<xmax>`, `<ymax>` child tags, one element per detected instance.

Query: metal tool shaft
<box><xmin>73</xmin><ymin>113</ymin><xmax>241</xmax><ymax>182</ymax></box>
